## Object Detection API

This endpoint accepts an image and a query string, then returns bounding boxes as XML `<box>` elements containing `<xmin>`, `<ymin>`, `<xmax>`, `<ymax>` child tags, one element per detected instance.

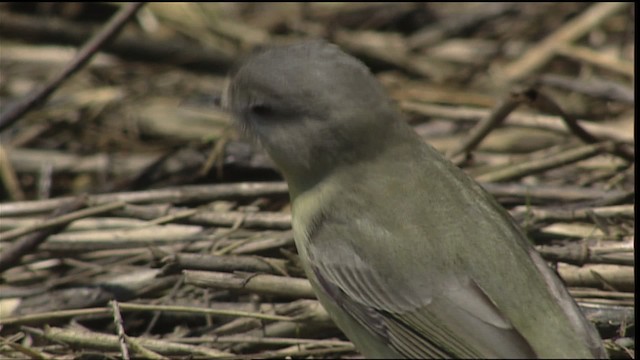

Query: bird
<box><xmin>222</xmin><ymin>39</ymin><xmax>607</xmax><ymax>359</ymax></box>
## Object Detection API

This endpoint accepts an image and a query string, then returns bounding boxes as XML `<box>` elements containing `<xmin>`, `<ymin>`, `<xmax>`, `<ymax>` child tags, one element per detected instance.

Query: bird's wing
<box><xmin>305</xmin><ymin>214</ymin><xmax>537</xmax><ymax>358</ymax></box>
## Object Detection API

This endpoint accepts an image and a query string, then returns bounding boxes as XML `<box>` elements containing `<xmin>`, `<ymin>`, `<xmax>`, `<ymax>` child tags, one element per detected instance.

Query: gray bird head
<box><xmin>223</xmin><ymin>40</ymin><xmax>402</xmax><ymax>190</ymax></box>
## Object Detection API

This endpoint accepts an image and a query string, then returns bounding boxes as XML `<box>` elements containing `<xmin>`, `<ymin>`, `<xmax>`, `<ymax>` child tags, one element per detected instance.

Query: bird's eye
<box><xmin>249</xmin><ymin>104</ymin><xmax>274</xmax><ymax>117</ymax></box>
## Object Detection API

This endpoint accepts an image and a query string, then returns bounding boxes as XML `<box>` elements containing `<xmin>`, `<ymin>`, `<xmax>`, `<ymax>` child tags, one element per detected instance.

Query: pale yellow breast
<box><xmin>290</xmin><ymin>180</ymin><xmax>338</xmax><ymax>273</ymax></box>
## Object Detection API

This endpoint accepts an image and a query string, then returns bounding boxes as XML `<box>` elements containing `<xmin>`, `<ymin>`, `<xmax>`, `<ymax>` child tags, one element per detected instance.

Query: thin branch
<box><xmin>0</xmin><ymin>201</ymin><xmax>126</xmax><ymax>242</ymax></box>
<box><xmin>0</xmin><ymin>196</ymin><xmax>88</xmax><ymax>273</ymax></box>
<box><xmin>109</xmin><ymin>300</ymin><xmax>130</xmax><ymax>360</ymax></box>
<box><xmin>501</xmin><ymin>2</ymin><xmax>630</xmax><ymax>82</ymax></box>
<box><xmin>446</xmin><ymin>90</ymin><xmax>521</xmax><ymax>159</ymax></box>
<box><xmin>0</xmin><ymin>2</ymin><xmax>146</xmax><ymax>132</ymax></box>
<box><xmin>521</xmin><ymin>86</ymin><xmax>634</xmax><ymax>162</ymax></box>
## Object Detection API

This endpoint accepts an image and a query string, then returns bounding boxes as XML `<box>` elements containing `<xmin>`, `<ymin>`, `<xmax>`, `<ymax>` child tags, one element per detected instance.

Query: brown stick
<box><xmin>0</xmin><ymin>3</ymin><xmax>146</xmax><ymax>132</ymax></box>
<box><xmin>501</xmin><ymin>2</ymin><xmax>630</xmax><ymax>82</ymax></box>
<box><xmin>0</xmin><ymin>196</ymin><xmax>88</xmax><ymax>273</ymax></box>
<box><xmin>521</xmin><ymin>86</ymin><xmax>635</xmax><ymax>162</ymax></box>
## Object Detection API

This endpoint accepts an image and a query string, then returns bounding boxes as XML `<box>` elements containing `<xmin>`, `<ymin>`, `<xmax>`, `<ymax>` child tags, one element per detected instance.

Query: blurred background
<box><xmin>1</xmin><ymin>2</ymin><xmax>633</xmax><ymax>198</ymax></box>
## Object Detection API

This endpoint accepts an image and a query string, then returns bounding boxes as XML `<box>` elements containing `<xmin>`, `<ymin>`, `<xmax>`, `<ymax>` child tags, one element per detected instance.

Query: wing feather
<box><xmin>307</xmin><ymin>216</ymin><xmax>537</xmax><ymax>358</ymax></box>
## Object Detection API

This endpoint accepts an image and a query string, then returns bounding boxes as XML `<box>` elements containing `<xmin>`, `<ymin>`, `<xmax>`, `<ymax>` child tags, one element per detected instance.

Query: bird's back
<box><xmin>293</xmin><ymin>127</ymin><xmax>606</xmax><ymax>358</ymax></box>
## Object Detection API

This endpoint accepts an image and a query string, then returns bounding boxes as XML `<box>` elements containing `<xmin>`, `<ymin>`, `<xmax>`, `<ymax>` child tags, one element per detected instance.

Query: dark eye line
<box><xmin>250</xmin><ymin>103</ymin><xmax>274</xmax><ymax>116</ymax></box>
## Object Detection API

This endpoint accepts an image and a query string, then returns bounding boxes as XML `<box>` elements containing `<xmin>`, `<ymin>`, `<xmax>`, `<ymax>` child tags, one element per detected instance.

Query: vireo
<box><xmin>222</xmin><ymin>40</ymin><xmax>607</xmax><ymax>359</ymax></box>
